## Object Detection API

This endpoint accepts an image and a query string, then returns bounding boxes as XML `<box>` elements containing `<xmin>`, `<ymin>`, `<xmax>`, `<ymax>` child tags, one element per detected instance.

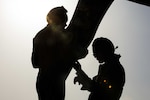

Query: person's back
<box><xmin>32</xmin><ymin>6</ymin><xmax>70</xmax><ymax>67</ymax></box>
<box><xmin>32</xmin><ymin>6</ymin><xmax>74</xmax><ymax>100</ymax></box>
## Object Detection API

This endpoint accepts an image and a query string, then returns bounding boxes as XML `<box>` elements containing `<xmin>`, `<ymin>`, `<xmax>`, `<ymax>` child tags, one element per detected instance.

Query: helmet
<box><xmin>47</xmin><ymin>6</ymin><xmax>68</xmax><ymax>25</ymax></box>
<box><xmin>92</xmin><ymin>37</ymin><xmax>115</xmax><ymax>55</ymax></box>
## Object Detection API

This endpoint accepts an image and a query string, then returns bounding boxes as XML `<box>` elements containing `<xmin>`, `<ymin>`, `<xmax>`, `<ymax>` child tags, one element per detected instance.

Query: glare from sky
<box><xmin>0</xmin><ymin>0</ymin><xmax>150</xmax><ymax>100</ymax></box>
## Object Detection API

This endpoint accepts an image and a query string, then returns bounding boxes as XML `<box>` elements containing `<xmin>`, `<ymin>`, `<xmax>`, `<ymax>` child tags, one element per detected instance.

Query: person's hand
<box><xmin>74</xmin><ymin>74</ymin><xmax>92</xmax><ymax>90</ymax></box>
<box><xmin>73</xmin><ymin>61</ymin><xmax>92</xmax><ymax>90</ymax></box>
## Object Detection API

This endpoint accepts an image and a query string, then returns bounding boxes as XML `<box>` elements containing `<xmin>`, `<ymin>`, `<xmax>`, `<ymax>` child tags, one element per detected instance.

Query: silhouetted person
<box><xmin>73</xmin><ymin>37</ymin><xmax>125</xmax><ymax>100</ymax></box>
<box><xmin>31</xmin><ymin>6</ymin><xmax>87</xmax><ymax>100</ymax></box>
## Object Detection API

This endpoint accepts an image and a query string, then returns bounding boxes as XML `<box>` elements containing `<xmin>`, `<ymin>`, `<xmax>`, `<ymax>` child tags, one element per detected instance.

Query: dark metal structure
<box><xmin>67</xmin><ymin>0</ymin><xmax>114</xmax><ymax>49</ymax></box>
<box><xmin>66</xmin><ymin>0</ymin><xmax>150</xmax><ymax>61</ymax></box>
<box><xmin>128</xmin><ymin>0</ymin><xmax>150</xmax><ymax>6</ymax></box>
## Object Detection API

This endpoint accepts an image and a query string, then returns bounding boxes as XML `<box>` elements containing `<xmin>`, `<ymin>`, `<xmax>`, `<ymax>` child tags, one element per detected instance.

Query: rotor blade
<box><xmin>128</xmin><ymin>0</ymin><xmax>150</xmax><ymax>7</ymax></box>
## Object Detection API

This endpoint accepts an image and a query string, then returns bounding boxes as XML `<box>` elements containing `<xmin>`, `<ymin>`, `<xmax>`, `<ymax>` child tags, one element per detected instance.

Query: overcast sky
<box><xmin>0</xmin><ymin>0</ymin><xmax>150</xmax><ymax>100</ymax></box>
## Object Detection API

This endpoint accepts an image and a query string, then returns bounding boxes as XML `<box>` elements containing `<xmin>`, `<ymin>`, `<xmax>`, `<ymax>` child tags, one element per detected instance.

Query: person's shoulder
<box><xmin>39</xmin><ymin>25</ymin><xmax>52</xmax><ymax>34</ymax></box>
<box><xmin>34</xmin><ymin>25</ymin><xmax>52</xmax><ymax>38</ymax></box>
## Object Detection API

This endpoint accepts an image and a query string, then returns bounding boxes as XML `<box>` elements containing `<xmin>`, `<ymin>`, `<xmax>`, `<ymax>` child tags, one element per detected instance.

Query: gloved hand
<box><xmin>73</xmin><ymin>61</ymin><xmax>92</xmax><ymax>90</ymax></box>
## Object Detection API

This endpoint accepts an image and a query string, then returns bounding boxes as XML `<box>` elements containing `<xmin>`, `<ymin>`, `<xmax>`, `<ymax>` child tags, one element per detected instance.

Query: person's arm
<box><xmin>73</xmin><ymin>61</ymin><xmax>113</xmax><ymax>93</ymax></box>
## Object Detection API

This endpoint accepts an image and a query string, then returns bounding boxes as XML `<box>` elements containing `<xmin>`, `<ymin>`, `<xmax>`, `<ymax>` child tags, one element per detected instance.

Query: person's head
<box><xmin>92</xmin><ymin>37</ymin><xmax>115</xmax><ymax>63</ymax></box>
<box><xmin>46</xmin><ymin>6</ymin><xmax>68</xmax><ymax>29</ymax></box>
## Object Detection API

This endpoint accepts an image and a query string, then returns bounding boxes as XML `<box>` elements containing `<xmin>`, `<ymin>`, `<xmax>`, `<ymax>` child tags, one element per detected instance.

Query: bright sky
<box><xmin>0</xmin><ymin>0</ymin><xmax>150</xmax><ymax>100</ymax></box>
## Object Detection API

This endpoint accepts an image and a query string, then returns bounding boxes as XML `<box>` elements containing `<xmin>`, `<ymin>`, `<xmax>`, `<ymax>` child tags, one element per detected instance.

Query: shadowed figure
<box><xmin>73</xmin><ymin>37</ymin><xmax>125</xmax><ymax>100</ymax></box>
<box><xmin>32</xmin><ymin>0</ymin><xmax>114</xmax><ymax>99</ymax></box>
<box><xmin>32</xmin><ymin>6</ymin><xmax>87</xmax><ymax>100</ymax></box>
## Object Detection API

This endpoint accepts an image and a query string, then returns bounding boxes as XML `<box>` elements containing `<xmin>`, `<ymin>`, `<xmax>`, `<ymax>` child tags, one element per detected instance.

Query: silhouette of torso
<box><xmin>33</xmin><ymin>25</ymin><xmax>74</xmax><ymax>100</ymax></box>
<box><xmin>89</xmin><ymin>56</ymin><xmax>125</xmax><ymax>100</ymax></box>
